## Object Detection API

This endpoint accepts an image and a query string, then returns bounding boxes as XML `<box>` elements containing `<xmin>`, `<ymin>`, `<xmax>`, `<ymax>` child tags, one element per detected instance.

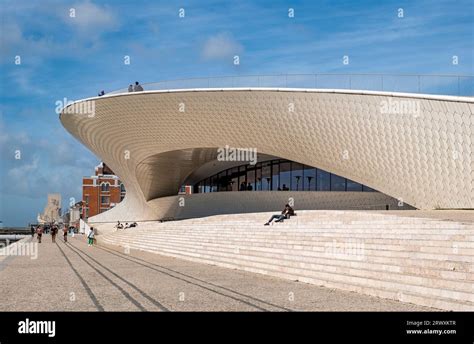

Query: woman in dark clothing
<box><xmin>264</xmin><ymin>204</ymin><xmax>295</xmax><ymax>225</ymax></box>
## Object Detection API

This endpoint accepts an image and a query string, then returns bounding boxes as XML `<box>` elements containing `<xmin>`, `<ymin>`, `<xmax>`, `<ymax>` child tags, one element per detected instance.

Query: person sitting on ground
<box><xmin>98</xmin><ymin>90</ymin><xmax>105</xmax><ymax>96</ymax></box>
<box><xmin>239</xmin><ymin>182</ymin><xmax>246</xmax><ymax>191</ymax></box>
<box><xmin>124</xmin><ymin>222</ymin><xmax>129</xmax><ymax>229</ymax></box>
<box><xmin>264</xmin><ymin>204</ymin><xmax>295</xmax><ymax>226</ymax></box>
<box><xmin>129</xmin><ymin>222</ymin><xmax>138</xmax><ymax>228</ymax></box>
<box><xmin>128</xmin><ymin>84</ymin><xmax>133</xmax><ymax>92</ymax></box>
<box><xmin>133</xmin><ymin>81</ymin><xmax>144</xmax><ymax>92</ymax></box>
<box><xmin>247</xmin><ymin>183</ymin><xmax>253</xmax><ymax>191</ymax></box>
<box><xmin>281</xmin><ymin>184</ymin><xmax>289</xmax><ymax>191</ymax></box>
<box><xmin>115</xmin><ymin>221</ymin><xmax>123</xmax><ymax>230</ymax></box>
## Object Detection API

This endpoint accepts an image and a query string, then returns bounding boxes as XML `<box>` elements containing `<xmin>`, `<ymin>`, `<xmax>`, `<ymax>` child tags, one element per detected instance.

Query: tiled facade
<box><xmin>60</xmin><ymin>89</ymin><xmax>474</xmax><ymax>222</ymax></box>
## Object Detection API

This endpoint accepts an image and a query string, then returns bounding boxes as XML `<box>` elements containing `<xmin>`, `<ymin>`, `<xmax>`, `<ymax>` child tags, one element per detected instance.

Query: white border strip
<box><xmin>60</xmin><ymin>87</ymin><xmax>474</xmax><ymax>115</ymax></box>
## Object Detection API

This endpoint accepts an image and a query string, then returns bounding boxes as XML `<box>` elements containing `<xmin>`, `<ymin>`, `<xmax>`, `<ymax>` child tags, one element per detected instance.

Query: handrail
<box><xmin>105</xmin><ymin>73</ymin><xmax>474</xmax><ymax>96</ymax></box>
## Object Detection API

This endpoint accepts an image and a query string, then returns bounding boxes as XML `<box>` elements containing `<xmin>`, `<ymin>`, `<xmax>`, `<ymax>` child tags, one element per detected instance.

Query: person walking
<box><xmin>63</xmin><ymin>226</ymin><xmax>68</xmax><ymax>242</ymax></box>
<box><xmin>87</xmin><ymin>227</ymin><xmax>95</xmax><ymax>247</ymax></box>
<box><xmin>51</xmin><ymin>225</ymin><xmax>57</xmax><ymax>243</ymax></box>
<box><xmin>36</xmin><ymin>226</ymin><xmax>43</xmax><ymax>243</ymax></box>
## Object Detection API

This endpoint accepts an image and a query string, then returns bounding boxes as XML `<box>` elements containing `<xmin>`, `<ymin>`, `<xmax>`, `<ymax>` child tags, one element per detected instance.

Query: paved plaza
<box><xmin>0</xmin><ymin>235</ymin><xmax>434</xmax><ymax>312</ymax></box>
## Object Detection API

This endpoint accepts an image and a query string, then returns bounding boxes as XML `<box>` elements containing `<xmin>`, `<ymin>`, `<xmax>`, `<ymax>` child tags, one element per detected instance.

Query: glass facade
<box><xmin>193</xmin><ymin>159</ymin><xmax>375</xmax><ymax>194</ymax></box>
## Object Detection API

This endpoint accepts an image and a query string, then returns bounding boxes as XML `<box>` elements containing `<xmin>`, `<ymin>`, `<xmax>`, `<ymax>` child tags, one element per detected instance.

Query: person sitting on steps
<box><xmin>115</xmin><ymin>221</ymin><xmax>124</xmax><ymax>230</ymax></box>
<box><xmin>264</xmin><ymin>204</ymin><xmax>295</xmax><ymax>225</ymax></box>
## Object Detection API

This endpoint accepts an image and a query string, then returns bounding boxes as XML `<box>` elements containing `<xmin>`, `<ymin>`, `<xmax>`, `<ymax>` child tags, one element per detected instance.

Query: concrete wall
<box><xmin>170</xmin><ymin>191</ymin><xmax>414</xmax><ymax>219</ymax></box>
<box><xmin>89</xmin><ymin>191</ymin><xmax>412</xmax><ymax>223</ymax></box>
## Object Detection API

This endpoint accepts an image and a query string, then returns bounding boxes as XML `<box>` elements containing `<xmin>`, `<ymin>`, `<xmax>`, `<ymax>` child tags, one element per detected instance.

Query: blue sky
<box><xmin>0</xmin><ymin>0</ymin><xmax>473</xmax><ymax>226</ymax></box>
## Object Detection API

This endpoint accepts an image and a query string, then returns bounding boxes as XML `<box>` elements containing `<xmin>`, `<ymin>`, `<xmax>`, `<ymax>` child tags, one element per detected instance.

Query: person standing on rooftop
<box><xmin>128</xmin><ymin>84</ymin><xmax>133</xmax><ymax>92</ymax></box>
<box><xmin>133</xmin><ymin>81</ymin><xmax>144</xmax><ymax>92</ymax></box>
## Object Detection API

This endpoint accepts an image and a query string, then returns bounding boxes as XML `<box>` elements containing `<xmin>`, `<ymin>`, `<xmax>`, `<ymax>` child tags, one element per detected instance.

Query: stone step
<box><xmin>131</xmin><ymin>223</ymin><xmax>474</xmax><ymax>235</ymax></box>
<box><xmin>117</xmin><ymin>227</ymin><xmax>474</xmax><ymax>237</ymax></box>
<box><xmin>101</xmin><ymin>236</ymin><xmax>474</xmax><ymax>286</ymax></box>
<box><xmin>102</xmin><ymin>234</ymin><xmax>472</xmax><ymax>275</ymax></box>
<box><xmin>105</xmin><ymin>232</ymin><xmax>474</xmax><ymax>260</ymax></box>
<box><xmin>113</xmin><ymin>230</ymin><xmax>474</xmax><ymax>248</ymax></box>
<box><xmin>101</xmin><ymin>235</ymin><xmax>474</xmax><ymax>281</ymax></box>
<box><xmin>98</xmin><ymin>210</ymin><xmax>474</xmax><ymax>311</ymax></box>
<box><xmin>110</xmin><ymin>229</ymin><xmax>473</xmax><ymax>242</ymax></box>
<box><xmin>99</xmin><ymin>238</ymin><xmax>474</xmax><ymax>310</ymax></box>
<box><xmin>141</xmin><ymin>223</ymin><xmax>469</xmax><ymax>229</ymax></box>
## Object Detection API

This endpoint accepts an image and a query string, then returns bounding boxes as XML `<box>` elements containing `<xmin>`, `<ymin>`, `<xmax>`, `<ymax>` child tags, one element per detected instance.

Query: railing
<box><xmin>107</xmin><ymin>73</ymin><xmax>474</xmax><ymax>97</ymax></box>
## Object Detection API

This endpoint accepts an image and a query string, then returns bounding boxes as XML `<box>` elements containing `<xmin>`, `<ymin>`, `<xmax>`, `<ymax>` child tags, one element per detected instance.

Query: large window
<box><xmin>255</xmin><ymin>163</ymin><xmax>263</xmax><ymax>191</ymax></box>
<box><xmin>291</xmin><ymin>162</ymin><xmax>304</xmax><ymax>191</ymax></box>
<box><xmin>217</xmin><ymin>171</ymin><xmax>228</xmax><ymax>192</ymax></box>
<box><xmin>261</xmin><ymin>161</ymin><xmax>272</xmax><ymax>191</ymax></box>
<box><xmin>246</xmin><ymin>165</ymin><xmax>256</xmax><ymax>191</ymax></box>
<box><xmin>210</xmin><ymin>175</ymin><xmax>218</xmax><ymax>192</ymax></box>
<box><xmin>228</xmin><ymin>167</ymin><xmax>239</xmax><ymax>191</ymax></box>
<box><xmin>279</xmin><ymin>161</ymin><xmax>291</xmax><ymax>191</ymax></box>
<box><xmin>193</xmin><ymin>159</ymin><xmax>377</xmax><ymax>194</ymax></box>
<box><xmin>347</xmin><ymin>179</ymin><xmax>363</xmax><ymax>191</ymax></box>
<box><xmin>304</xmin><ymin>167</ymin><xmax>317</xmax><ymax>191</ymax></box>
<box><xmin>331</xmin><ymin>175</ymin><xmax>346</xmax><ymax>191</ymax></box>
<box><xmin>317</xmin><ymin>170</ymin><xmax>330</xmax><ymax>191</ymax></box>
<box><xmin>271</xmin><ymin>161</ymin><xmax>279</xmax><ymax>190</ymax></box>
<box><xmin>101</xmin><ymin>182</ymin><xmax>110</xmax><ymax>192</ymax></box>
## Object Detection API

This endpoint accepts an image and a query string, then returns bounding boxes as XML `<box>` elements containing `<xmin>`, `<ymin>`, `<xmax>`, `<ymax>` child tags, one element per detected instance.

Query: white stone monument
<box><xmin>37</xmin><ymin>193</ymin><xmax>62</xmax><ymax>224</ymax></box>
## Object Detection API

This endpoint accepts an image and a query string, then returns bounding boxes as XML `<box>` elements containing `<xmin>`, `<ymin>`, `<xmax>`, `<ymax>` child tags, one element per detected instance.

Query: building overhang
<box><xmin>60</xmin><ymin>88</ymin><xmax>474</xmax><ymax>221</ymax></box>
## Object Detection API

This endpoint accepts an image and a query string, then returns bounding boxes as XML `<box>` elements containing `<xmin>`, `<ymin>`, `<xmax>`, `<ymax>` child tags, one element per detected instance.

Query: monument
<box><xmin>37</xmin><ymin>194</ymin><xmax>62</xmax><ymax>224</ymax></box>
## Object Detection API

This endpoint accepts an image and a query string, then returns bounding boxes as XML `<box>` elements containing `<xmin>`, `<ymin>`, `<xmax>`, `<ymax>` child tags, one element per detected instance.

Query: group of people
<box><xmin>97</xmin><ymin>81</ymin><xmax>144</xmax><ymax>97</ymax></box>
<box><xmin>128</xmin><ymin>81</ymin><xmax>143</xmax><ymax>92</ymax></box>
<box><xmin>31</xmin><ymin>224</ymin><xmax>69</xmax><ymax>243</ymax></box>
<box><xmin>239</xmin><ymin>183</ymin><xmax>290</xmax><ymax>191</ymax></box>
<box><xmin>115</xmin><ymin>221</ymin><xmax>138</xmax><ymax>231</ymax></box>
<box><xmin>277</xmin><ymin>184</ymin><xmax>290</xmax><ymax>191</ymax></box>
<box><xmin>239</xmin><ymin>182</ymin><xmax>254</xmax><ymax>191</ymax></box>
<box><xmin>30</xmin><ymin>223</ymin><xmax>95</xmax><ymax>247</ymax></box>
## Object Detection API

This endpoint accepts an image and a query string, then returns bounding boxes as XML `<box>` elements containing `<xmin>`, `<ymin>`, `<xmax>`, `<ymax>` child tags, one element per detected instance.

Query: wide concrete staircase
<box><xmin>97</xmin><ymin>210</ymin><xmax>474</xmax><ymax>311</ymax></box>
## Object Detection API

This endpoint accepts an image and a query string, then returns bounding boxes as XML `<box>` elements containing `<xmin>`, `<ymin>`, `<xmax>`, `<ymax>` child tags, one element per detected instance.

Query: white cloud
<box><xmin>202</xmin><ymin>32</ymin><xmax>243</xmax><ymax>61</ymax></box>
<box><xmin>63</xmin><ymin>1</ymin><xmax>118</xmax><ymax>34</ymax></box>
<box><xmin>8</xmin><ymin>68</ymin><xmax>47</xmax><ymax>95</ymax></box>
